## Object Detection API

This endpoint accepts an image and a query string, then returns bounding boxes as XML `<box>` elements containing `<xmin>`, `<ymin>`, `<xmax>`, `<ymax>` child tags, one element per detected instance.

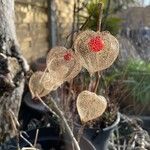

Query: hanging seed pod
<box><xmin>76</xmin><ymin>90</ymin><xmax>107</xmax><ymax>123</ymax></box>
<box><xmin>46</xmin><ymin>46</ymin><xmax>82</xmax><ymax>82</ymax></box>
<box><xmin>74</xmin><ymin>30</ymin><xmax>119</xmax><ymax>75</ymax></box>
<box><xmin>42</xmin><ymin>69</ymin><xmax>63</xmax><ymax>91</ymax></box>
<box><xmin>29</xmin><ymin>71</ymin><xmax>50</xmax><ymax>98</ymax></box>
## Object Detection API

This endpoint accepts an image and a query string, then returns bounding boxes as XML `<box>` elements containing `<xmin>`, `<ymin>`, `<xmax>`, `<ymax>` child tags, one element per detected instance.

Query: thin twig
<box><xmin>8</xmin><ymin>109</ymin><xmax>20</xmax><ymax>150</ymax></box>
<box><xmin>69</xmin><ymin>0</ymin><xmax>76</xmax><ymax>48</ymax></box>
<box><xmin>93</xmin><ymin>71</ymin><xmax>101</xmax><ymax>93</ymax></box>
<box><xmin>66</xmin><ymin>80</ymin><xmax>73</xmax><ymax>113</ymax></box>
<box><xmin>34</xmin><ymin>129</ymin><xmax>39</xmax><ymax>147</ymax></box>
<box><xmin>36</xmin><ymin>94</ymin><xmax>80</xmax><ymax>150</ymax></box>
<box><xmin>97</xmin><ymin>2</ymin><xmax>103</xmax><ymax>31</ymax></box>
<box><xmin>8</xmin><ymin>111</ymin><xmax>18</xmax><ymax>133</ymax></box>
<box><xmin>36</xmin><ymin>94</ymin><xmax>59</xmax><ymax>119</ymax></box>
<box><xmin>65</xmin><ymin>30</ymin><xmax>78</xmax><ymax>47</ymax></box>
<box><xmin>80</xmin><ymin>14</ymin><xmax>92</xmax><ymax>30</ymax></box>
<box><xmin>92</xmin><ymin>2</ymin><xmax>103</xmax><ymax>93</ymax></box>
<box><xmin>20</xmin><ymin>131</ymin><xmax>34</xmax><ymax>148</ymax></box>
<box><xmin>8</xmin><ymin>109</ymin><xmax>20</xmax><ymax>129</ymax></box>
<box><xmin>75</xmin><ymin>0</ymin><xmax>89</xmax><ymax>13</ymax></box>
<box><xmin>39</xmin><ymin>66</ymin><xmax>48</xmax><ymax>83</ymax></box>
<box><xmin>77</xmin><ymin>124</ymin><xmax>85</xmax><ymax>143</ymax></box>
<box><xmin>102</xmin><ymin>0</ymin><xmax>110</xmax><ymax>30</ymax></box>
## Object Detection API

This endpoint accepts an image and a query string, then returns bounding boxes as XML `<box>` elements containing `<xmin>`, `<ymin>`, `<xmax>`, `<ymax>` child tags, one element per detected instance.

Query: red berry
<box><xmin>64</xmin><ymin>52</ymin><xmax>72</xmax><ymax>61</ymax></box>
<box><xmin>88</xmin><ymin>36</ymin><xmax>104</xmax><ymax>52</ymax></box>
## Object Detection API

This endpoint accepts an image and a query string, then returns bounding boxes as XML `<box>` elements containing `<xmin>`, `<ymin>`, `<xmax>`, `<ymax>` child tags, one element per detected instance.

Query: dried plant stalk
<box><xmin>74</xmin><ymin>30</ymin><xmax>119</xmax><ymax>75</ymax></box>
<box><xmin>36</xmin><ymin>94</ymin><xmax>81</xmax><ymax>150</ymax></box>
<box><xmin>46</xmin><ymin>46</ymin><xmax>82</xmax><ymax>83</ymax></box>
<box><xmin>77</xmin><ymin>90</ymin><xmax>107</xmax><ymax>123</ymax></box>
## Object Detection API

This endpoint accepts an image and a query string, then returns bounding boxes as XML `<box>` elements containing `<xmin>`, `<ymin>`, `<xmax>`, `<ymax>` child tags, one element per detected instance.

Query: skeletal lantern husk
<box><xmin>74</xmin><ymin>30</ymin><xmax>119</xmax><ymax>75</ymax></box>
<box><xmin>46</xmin><ymin>46</ymin><xmax>82</xmax><ymax>82</ymax></box>
<box><xmin>29</xmin><ymin>71</ymin><xmax>50</xmax><ymax>98</ymax></box>
<box><xmin>76</xmin><ymin>90</ymin><xmax>107</xmax><ymax>123</ymax></box>
<box><xmin>42</xmin><ymin>69</ymin><xmax>63</xmax><ymax>91</ymax></box>
<box><xmin>29</xmin><ymin>71</ymin><xmax>61</xmax><ymax>98</ymax></box>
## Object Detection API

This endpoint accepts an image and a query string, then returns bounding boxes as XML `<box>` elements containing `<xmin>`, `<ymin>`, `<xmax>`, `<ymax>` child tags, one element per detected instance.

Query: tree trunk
<box><xmin>0</xmin><ymin>0</ymin><xmax>28</xmax><ymax>144</ymax></box>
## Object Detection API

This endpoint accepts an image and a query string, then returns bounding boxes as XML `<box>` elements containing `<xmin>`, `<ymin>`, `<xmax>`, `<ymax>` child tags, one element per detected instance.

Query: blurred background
<box><xmin>14</xmin><ymin>0</ymin><xmax>150</xmax><ymax>131</ymax></box>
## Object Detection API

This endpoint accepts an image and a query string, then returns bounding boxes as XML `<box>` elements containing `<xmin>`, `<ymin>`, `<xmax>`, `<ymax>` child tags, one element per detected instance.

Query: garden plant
<box><xmin>28</xmin><ymin>2</ymin><xmax>120</xmax><ymax>150</ymax></box>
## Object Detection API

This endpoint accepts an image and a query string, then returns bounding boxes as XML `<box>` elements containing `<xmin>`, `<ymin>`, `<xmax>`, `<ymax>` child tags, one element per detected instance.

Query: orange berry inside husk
<box><xmin>64</xmin><ymin>52</ymin><xmax>72</xmax><ymax>61</ymax></box>
<box><xmin>88</xmin><ymin>36</ymin><xmax>104</xmax><ymax>52</ymax></box>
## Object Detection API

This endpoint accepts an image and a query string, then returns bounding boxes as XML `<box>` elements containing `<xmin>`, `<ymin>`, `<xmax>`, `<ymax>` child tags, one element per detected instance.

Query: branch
<box><xmin>36</xmin><ymin>94</ymin><xmax>80</xmax><ymax>150</ymax></box>
<box><xmin>97</xmin><ymin>2</ymin><xmax>103</xmax><ymax>31</ymax></box>
<box><xmin>102</xmin><ymin>0</ymin><xmax>111</xmax><ymax>30</ymax></box>
<box><xmin>93</xmin><ymin>71</ymin><xmax>101</xmax><ymax>93</ymax></box>
<box><xmin>36</xmin><ymin>95</ymin><xmax>59</xmax><ymax>119</ymax></box>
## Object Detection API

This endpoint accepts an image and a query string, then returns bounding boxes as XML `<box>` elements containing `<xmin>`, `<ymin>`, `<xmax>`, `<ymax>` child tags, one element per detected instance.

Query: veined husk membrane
<box><xmin>74</xmin><ymin>30</ymin><xmax>119</xmax><ymax>75</ymax></box>
<box><xmin>77</xmin><ymin>90</ymin><xmax>107</xmax><ymax>123</ymax></box>
<box><xmin>29</xmin><ymin>71</ymin><xmax>51</xmax><ymax>98</ymax></box>
<box><xmin>29</xmin><ymin>47</ymin><xmax>82</xmax><ymax>98</ymax></box>
<box><xmin>46</xmin><ymin>46</ymin><xmax>82</xmax><ymax>84</ymax></box>
<box><xmin>29</xmin><ymin>71</ymin><xmax>61</xmax><ymax>98</ymax></box>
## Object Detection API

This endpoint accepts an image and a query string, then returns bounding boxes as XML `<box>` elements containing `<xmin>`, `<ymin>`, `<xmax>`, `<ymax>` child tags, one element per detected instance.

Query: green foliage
<box><xmin>80</xmin><ymin>0</ymin><xmax>122</xmax><ymax>35</ymax></box>
<box><xmin>105</xmin><ymin>60</ymin><xmax>150</xmax><ymax>104</ymax></box>
<box><xmin>124</xmin><ymin>60</ymin><xmax>150</xmax><ymax>103</ymax></box>
<box><xmin>104</xmin><ymin>17</ymin><xmax>122</xmax><ymax>35</ymax></box>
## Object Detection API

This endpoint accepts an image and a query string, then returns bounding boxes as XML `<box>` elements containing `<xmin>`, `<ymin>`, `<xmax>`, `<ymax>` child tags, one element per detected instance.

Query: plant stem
<box><xmin>102</xmin><ymin>0</ymin><xmax>111</xmax><ymax>30</ymax></box>
<box><xmin>33</xmin><ymin>129</ymin><xmax>39</xmax><ymax>147</ymax></box>
<box><xmin>36</xmin><ymin>94</ymin><xmax>80</xmax><ymax>150</ymax></box>
<box><xmin>39</xmin><ymin>66</ymin><xmax>48</xmax><ymax>83</ymax></box>
<box><xmin>20</xmin><ymin>131</ymin><xmax>34</xmax><ymax>148</ymax></box>
<box><xmin>93</xmin><ymin>71</ymin><xmax>101</xmax><ymax>93</ymax></box>
<box><xmin>36</xmin><ymin>94</ymin><xmax>59</xmax><ymax>119</ymax></box>
<box><xmin>50</xmin><ymin>97</ymin><xmax>81</xmax><ymax>150</ymax></box>
<box><xmin>93</xmin><ymin>2</ymin><xmax>103</xmax><ymax>93</ymax></box>
<box><xmin>97</xmin><ymin>2</ymin><xmax>103</xmax><ymax>31</ymax></box>
<box><xmin>77</xmin><ymin>124</ymin><xmax>85</xmax><ymax>143</ymax></box>
<box><xmin>80</xmin><ymin>14</ymin><xmax>92</xmax><ymax>30</ymax></box>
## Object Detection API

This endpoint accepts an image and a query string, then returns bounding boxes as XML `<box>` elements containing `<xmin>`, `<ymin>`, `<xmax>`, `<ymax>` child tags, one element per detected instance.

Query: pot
<box><xmin>2</xmin><ymin>127</ymin><xmax>95</xmax><ymax>150</ymax></box>
<box><xmin>75</xmin><ymin>112</ymin><xmax>120</xmax><ymax>150</ymax></box>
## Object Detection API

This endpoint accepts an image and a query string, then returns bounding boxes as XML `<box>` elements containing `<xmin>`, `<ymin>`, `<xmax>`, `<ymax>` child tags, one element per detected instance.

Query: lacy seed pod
<box><xmin>77</xmin><ymin>90</ymin><xmax>107</xmax><ymax>123</ymax></box>
<box><xmin>29</xmin><ymin>71</ymin><xmax>50</xmax><ymax>98</ymax></box>
<box><xmin>74</xmin><ymin>30</ymin><xmax>119</xmax><ymax>75</ymax></box>
<box><xmin>46</xmin><ymin>46</ymin><xmax>82</xmax><ymax>82</ymax></box>
<box><xmin>42</xmin><ymin>69</ymin><xmax>63</xmax><ymax>91</ymax></box>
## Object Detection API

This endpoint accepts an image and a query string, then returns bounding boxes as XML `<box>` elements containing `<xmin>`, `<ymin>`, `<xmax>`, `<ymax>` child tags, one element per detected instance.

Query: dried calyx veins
<box><xmin>46</xmin><ymin>47</ymin><xmax>82</xmax><ymax>82</ymax></box>
<box><xmin>29</xmin><ymin>30</ymin><xmax>119</xmax><ymax>125</ymax></box>
<box><xmin>74</xmin><ymin>30</ymin><xmax>119</xmax><ymax>75</ymax></box>
<box><xmin>29</xmin><ymin>47</ymin><xmax>82</xmax><ymax>98</ymax></box>
<box><xmin>76</xmin><ymin>90</ymin><xmax>107</xmax><ymax>123</ymax></box>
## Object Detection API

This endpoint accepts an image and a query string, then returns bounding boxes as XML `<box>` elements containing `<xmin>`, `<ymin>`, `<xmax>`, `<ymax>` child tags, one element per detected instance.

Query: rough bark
<box><xmin>0</xmin><ymin>0</ymin><xmax>28</xmax><ymax>144</ymax></box>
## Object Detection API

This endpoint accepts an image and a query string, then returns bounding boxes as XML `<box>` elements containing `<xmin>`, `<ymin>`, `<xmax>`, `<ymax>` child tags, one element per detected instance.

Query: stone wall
<box><xmin>15</xmin><ymin>0</ymin><xmax>49</xmax><ymax>63</ymax></box>
<box><xmin>15</xmin><ymin>0</ymin><xmax>75</xmax><ymax>62</ymax></box>
<box><xmin>55</xmin><ymin>0</ymin><xmax>74</xmax><ymax>45</ymax></box>
<box><xmin>118</xmin><ymin>6</ymin><xmax>150</xmax><ymax>29</ymax></box>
